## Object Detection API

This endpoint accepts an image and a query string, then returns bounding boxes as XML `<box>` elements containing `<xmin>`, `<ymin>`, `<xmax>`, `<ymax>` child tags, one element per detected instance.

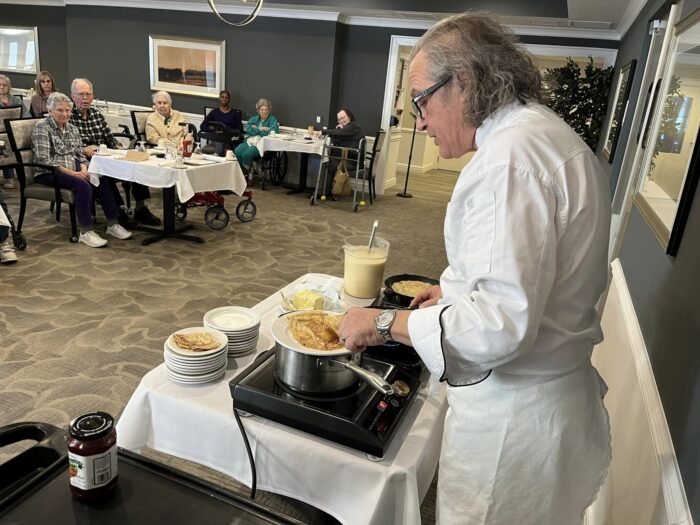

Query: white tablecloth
<box><xmin>0</xmin><ymin>204</ymin><xmax>9</xmax><ymax>227</ymax></box>
<box><xmin>87</xmin><ymin>151</ymin><xmax>247</xmax><ymax>202</ymax></box>
<box><xmin>116</xmin><ymin>273</ymin><xmax>447</xmax><ymax>525</ymax></box>
<box><xmin>257</xmin><ymin>135</ymin><xmax>325</xmax><ymax>157</ymax></box>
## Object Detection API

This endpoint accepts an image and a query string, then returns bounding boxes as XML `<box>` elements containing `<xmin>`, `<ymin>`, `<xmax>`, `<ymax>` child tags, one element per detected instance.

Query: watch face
<box><xmin>377</xmin><ymin>310</ymin><xmax>394</xmax><ymax>327</ymax></box>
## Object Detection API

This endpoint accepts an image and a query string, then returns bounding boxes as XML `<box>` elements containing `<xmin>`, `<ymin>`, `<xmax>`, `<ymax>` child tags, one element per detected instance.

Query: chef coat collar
<box><xmin>475</xmin><ymin>100</ymin><xmax>527</xmax><ymax>150</ymax></box>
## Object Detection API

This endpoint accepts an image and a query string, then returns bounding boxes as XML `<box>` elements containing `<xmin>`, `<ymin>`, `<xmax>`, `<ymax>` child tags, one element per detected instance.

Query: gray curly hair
<box><xmin>47</xmin><ymin>92</ymin><xmax>73</xmax><ymax>110</ymax></box>
<box><xmin>411</xmin><ymin>11</ymin><xmax>541</xmax><ymax>128</ymax></box>
<box><xmin>255</xmin><ymin>98</ymin><xmax>271</xmax><ymax>111</ymax></box>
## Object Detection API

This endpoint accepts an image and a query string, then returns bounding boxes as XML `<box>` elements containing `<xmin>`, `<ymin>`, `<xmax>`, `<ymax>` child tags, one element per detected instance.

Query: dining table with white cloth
<box><xmin>116</xmin><ymin>273</ymin><xmax>447</xmax><ymax>525</ymax></box>
<box><xmin>88</xmin><ymin>150</ymin><xmax>247</xmax><ymax>245</ymax></box>
<box><xmin>257</xmin><ymin>135</ymin><xmax>325</xmax><ymax>195</ymax></box>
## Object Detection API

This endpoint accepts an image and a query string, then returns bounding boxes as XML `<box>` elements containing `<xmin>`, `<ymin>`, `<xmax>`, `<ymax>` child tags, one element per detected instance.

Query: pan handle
<box><xmin>332</xmin><ymin>360</ymin><xmax>394</xmax><ymax>396</ymax></box>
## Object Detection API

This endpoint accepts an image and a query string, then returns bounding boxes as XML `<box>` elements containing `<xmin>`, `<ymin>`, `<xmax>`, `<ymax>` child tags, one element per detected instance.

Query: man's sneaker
<box><xmin>0</xmin><ymin>240</ymin><xmax>18</xmax><ymax>264</ymax></box>
<box><xmin>3</xmin><ymin>179</ymin><xmax>15</xmax><ymax>190</ymax></box>
<box><xmin>79</xmin><ymin>230</ymin><xmax>108</xmax><ymax>248</ymax></box>
<box><xmin>106</xmin><ymin>224</ymin><xmax>133</xmax><ymax>240</ymax></box>
<box><xmin>133</xmin><ymin>206</ymin><xmax>162</xmax><ymax>226</ymax></box>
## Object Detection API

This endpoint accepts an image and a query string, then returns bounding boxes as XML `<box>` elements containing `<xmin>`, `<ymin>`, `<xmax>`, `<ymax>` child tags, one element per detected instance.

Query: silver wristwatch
<box><xmin>375</xmin><ymin>309</ymin><xmax>396</xmax><ymax>343</ymax></box>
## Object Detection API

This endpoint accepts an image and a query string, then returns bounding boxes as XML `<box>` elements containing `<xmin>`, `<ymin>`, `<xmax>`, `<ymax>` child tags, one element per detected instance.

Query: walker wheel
<box><xmin>205</xmin><ymin>205</ymin><xmax>230</xmax><ymax>230</ymax></box>
<box><xmin>174</xmin><ymin>203</ymin><xmax>188</xmax><ymax>221</ymax></box>
<box><xmin>13</xmin><ymin>231</ymin><xmax>27</xmax><ymax>251</ymax></box>
<box><xmin>236</xmin><ymin>199</ymin><xmax>257</xmax><ymax>223</ymax></box>
<box><xmin>359</xmin><ymin>200</ymin><xmax>366</xmax><ymax>207</ymax></box>
<box><xmin>352</xmin><ymin>203</ymin><xmax>359</xmax><ymax>213</ymax></box>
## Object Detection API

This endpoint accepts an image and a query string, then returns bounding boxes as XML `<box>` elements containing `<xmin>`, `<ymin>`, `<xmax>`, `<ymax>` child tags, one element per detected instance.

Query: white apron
<box><xmin>437</xmin><ymin>360</ymin><xmax>611</xmax><ymax>525</ymax></box>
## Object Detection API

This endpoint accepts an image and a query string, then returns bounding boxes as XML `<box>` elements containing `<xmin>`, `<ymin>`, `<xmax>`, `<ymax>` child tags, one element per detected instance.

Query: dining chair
<box><xmin>366</xmin><ymin>129</ymin><xmax>386</xmax><ymax>204</ymax></box>
<box><xmin>0</xmin><ymin>106</ymin><xmax>23</xmax><ymax>170</ymax></box>
<box><xmin>130</xmin><ymin>110</ymin><xmax>152</xmax><ymax>146</ymax></box>
<box><xmin>4</xmin><ymin>117</ymin><xmax>80</xmax><ymax>244</ymax></box>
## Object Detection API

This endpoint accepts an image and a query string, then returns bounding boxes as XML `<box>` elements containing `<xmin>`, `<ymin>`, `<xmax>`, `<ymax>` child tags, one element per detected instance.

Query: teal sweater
<box><xmin>245</xmin><ymin>114</ymin><xmax>279</xmax><ymax>137</ymax></box>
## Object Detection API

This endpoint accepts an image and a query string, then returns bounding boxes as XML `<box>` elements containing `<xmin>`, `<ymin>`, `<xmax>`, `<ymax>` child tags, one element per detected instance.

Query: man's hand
<box><xmin>338</xmin><ymin>307</ymin><xmax>383</xmax><ymax>353</ymax></box>
<box><xmin>85</xmin><ymin>146</ymin><xmax>97</xmax><ymax>159</ymax></box>
<box><xmin>409</xmin><ymin>285</ymin><xmax>442</xmax><ymax>308</ymax></box>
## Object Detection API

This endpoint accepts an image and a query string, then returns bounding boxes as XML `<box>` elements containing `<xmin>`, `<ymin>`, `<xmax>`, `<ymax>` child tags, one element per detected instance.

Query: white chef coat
<box><xmin>407</xmin><ymin>101</ymin><xmax>612</xmax><ymax>524</ymax></box>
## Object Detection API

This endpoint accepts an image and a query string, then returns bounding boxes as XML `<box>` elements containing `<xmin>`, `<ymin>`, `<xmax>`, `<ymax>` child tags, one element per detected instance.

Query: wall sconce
<box><xmin>207</xmin><ymin>0</ymin><xmax>264</xmax><ymax>27</ymax></box>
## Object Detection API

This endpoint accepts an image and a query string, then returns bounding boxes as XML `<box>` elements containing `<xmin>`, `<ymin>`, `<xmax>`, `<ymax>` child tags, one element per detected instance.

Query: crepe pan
<box><xmin>384</xmin><ymin>274</ymin><xmax>439</xmax><ymax>307</ymax></box>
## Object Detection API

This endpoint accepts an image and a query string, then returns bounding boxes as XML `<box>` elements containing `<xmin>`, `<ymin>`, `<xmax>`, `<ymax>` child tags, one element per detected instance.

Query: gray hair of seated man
<box><xmin>47</xmin><ymin>92</ymin><xmax>73</xmax><ymax>110</ymax></box>
<box><xmin>152</xmin><ymin>90</ymin><xmax>172</xmax><ymax>105</ymax></box>
<box><xmin>410</xmin><ymin>11</ymin><xmax>541</xmax><ymax>129</ymax></box>
<box><xmin>70</xmin><ymin>78</ymin><xmax>93</xmax><ymax>94</ymax></box>
<box><xmin>0</xmin><ymin>74</ymin><xmax>10</xmax><ymax>88</ymax></box>
<box><xmin>255</xmin><ymin>98</ymin><xmax>271</xmax><ymax>111</ymax></box>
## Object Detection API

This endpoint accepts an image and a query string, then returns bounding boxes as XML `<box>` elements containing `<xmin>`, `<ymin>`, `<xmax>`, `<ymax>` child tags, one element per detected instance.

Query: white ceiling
<box><xmin>9</xmin><ymin>0</ymin><xmax>649</xmax><ymax>39</ymax></box>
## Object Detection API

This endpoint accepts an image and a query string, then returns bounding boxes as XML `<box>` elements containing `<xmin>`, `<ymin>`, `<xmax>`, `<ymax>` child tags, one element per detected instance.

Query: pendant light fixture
<box><xmin>207</xmin><ymin>0</ymin><xmax>264</xmax><ymax>27</ymax></box>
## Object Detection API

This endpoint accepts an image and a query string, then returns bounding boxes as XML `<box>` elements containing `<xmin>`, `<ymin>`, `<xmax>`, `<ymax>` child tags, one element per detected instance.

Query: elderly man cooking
<box><xmin>70</xmin><ymin>78</ymin><xmax>161</xmax><ymax>226</ymax></box>
<box><xmin>339</xmin><ymin>12</ymin><xmax>611</xmax><ymax>525</ymax></box>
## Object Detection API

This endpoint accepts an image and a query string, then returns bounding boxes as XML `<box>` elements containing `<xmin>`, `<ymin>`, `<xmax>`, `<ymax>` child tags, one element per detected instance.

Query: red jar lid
<box><xmin>69</xmin><ymin>412</ymin><xmax>114</xmax><ymax>441</ymax></box>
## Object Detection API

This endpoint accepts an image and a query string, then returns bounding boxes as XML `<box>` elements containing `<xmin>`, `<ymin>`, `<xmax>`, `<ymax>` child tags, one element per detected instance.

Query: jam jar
<box><xmin>68</xmin><ymin>412</ymin><xmax>118</xmax><ymax>501</ymax></box>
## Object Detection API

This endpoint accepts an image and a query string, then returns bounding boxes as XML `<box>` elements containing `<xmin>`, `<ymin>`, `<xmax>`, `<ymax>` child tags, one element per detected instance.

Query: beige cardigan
<box><xmin>146</xmin><ymin>110</ymin><xmax>186</xmax><ymax>144</ymax></box>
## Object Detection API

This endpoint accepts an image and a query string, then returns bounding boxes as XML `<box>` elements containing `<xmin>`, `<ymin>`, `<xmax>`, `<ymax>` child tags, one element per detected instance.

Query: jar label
<box><xmin>68</xmin><ymin>445</ymin><xmax>118</xmax><ymax>490</ymax></box>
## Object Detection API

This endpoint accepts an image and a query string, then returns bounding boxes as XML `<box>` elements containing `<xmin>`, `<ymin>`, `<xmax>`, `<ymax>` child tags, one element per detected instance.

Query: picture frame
<box><xmin>148</xmin><ymin>35</ymin><xmax>225</xmax><ymax>98</ymax></box>
<box><xmin>0</xmin><ymin>26</ymin><xmax>39</xmax><ymax>74</ymax></box>
<box><xmin>603</xmin><ymin>59</ymin><xmax>636</xmax><ymax>162</ymax></box>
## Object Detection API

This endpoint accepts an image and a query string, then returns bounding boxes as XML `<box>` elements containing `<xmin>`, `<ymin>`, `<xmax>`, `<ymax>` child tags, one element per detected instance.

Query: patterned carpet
<box><xmin>0</xmin><ymin>171</ymin><xmax>453</xmax><ymax>523</ymax></box>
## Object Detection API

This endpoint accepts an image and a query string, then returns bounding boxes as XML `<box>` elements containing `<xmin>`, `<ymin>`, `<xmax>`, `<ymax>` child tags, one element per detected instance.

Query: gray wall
<box><xmin>608</xmin><ymin>0</ymin><xmax>700</xmax><ymax>519</ymax></box>
<box><xmin>63</xmin><ymin>6</ymin><xmax>338</xmax><ymax>128</ymax></box>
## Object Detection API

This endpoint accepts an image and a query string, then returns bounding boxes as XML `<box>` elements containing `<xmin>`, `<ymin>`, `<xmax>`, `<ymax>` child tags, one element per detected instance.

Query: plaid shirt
<box><xmin>70</xmin><ymin>106</ymin><xmax>118</xmax><ymax>149</ymax></box>
<box><xmin>32</xmin><ymin>116</ymin><xmax>87</xmax><ymax>175</ymax></box>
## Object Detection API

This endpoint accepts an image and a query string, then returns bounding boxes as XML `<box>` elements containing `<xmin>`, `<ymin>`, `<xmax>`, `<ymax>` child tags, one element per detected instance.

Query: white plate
<box><xmin>271</xmin><ymin>311</ymin><xmax>348</xmax><ymax>357</ymax></box>
<box><xmin>164</xmin><ymin>344</ymin><xmax>227</xmax><ymax>365</ymax></box>
<box><xmin>165</xmin><ymin>358</ymin><xmax>226</xmax><ymax>375</ymax></box>
<box><xmin>166</xmin><ymin>327</ymin><xmax>228</xmax><ymax>357</ymax></box>
<box><xmin>204</xmin><ymin>307</ymin><xmax>261</xmax><ymax>332</ymax></box>
<box><xmin>166</xmin><ymin>364</ymin><xmax>227</xmax><ymax>384</ymax></box>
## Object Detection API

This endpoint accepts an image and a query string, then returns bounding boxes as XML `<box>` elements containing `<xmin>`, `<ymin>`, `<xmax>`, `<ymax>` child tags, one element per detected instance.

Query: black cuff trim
<box><xmin>437</xmin><ymin>304</ymin><xmax>492</xmax><ymax>387</ymax></box>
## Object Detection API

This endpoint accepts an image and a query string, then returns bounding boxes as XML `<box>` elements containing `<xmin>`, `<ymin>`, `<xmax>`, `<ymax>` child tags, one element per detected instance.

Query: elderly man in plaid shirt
<box><xmin>70</xmin><ymin>78</ymin><xmax>161</xmax><ymax>227</ymax></box>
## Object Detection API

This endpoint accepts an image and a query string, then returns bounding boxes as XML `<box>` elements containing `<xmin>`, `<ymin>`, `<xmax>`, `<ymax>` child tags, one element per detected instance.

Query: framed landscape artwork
<box><xmin>603</xmin><ymin>59</ymin><xmax>636</xmax><ymax>162</ymax></box>
<box><xmin>149</xmin><ymin>35</ymin><xmax>225</xmax><ymax>98</ymax></box>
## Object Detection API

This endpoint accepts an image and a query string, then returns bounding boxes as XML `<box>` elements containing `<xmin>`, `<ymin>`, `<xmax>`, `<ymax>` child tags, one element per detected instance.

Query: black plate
<box><xmin>383</xmin><ymin>274</ymin><xmax>439</xmax><ymax>307</ymax></box>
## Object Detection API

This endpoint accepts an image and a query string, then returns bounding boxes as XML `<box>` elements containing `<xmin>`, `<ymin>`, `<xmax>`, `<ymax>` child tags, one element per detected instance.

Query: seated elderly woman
<box><xmin>146</xmin><ymin>91</ymin><xmax>186</xmax><ymax>145</ymax></box>
<box><xmin>234</xmin><ymin>98</ymin><xmax>279</xmax><ymax>174</ymax></box>
<box><xmin>317</xmin><ymin>107</ymin><xmax>365</xmax><ymax>200</ymax></box>
<box><xmin>30</xmin><ymin>70</ymin><xmax>56</xmax><ymax>116</ymax></box>
<box><xmin>0</xmin><ymin>74</ymin><xmax>30</xmax><ymax>189</ymax></box>
<box><xmin>31</xmin><ymin>92</ymin><xmax>132</xmax><ymax>248</ymax></box>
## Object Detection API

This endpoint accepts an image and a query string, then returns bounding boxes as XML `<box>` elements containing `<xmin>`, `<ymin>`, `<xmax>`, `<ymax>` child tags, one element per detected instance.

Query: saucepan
<box><xmin>384</xmin><ymin>274</ymin><xmax>439</xmax><ymax>307</ymax></box>
<box><xmin>271</xmin><ymin>311</ymin><xmax>393</xmax><ymax>396</ymax></box>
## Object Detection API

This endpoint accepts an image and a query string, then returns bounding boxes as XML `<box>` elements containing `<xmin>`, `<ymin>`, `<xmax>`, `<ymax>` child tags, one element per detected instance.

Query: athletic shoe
<box><xmin>0</xmin><ymin>240</ymin><xmax>18</xmax><ymax>264</ymax></box>
<box><xmin>79</xmin><ymin>230</ymin><xmax>108</xmax><ymax>248</ymax></box>
<box><xmin>106</xmin><ymin>224</ymin><xmax>133</xmax><ymax>240</ymax></box>
<box><xmin>133</xmin><ymin>206</ymin><xmax>161</xmax><ymax>226</ymax></box>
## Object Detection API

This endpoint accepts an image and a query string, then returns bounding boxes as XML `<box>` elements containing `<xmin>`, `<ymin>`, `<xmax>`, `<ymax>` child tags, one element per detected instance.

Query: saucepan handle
<box><xmin>332</xmin><ymin>360</ymin><xmax>394</xmax><ymax>396</ymax></box>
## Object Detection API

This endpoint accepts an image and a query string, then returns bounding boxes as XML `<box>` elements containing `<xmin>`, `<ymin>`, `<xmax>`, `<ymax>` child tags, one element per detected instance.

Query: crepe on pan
<box><xmin>392</xmin><ymin>280</ymin><xmax>432</xmax><ymax>298</ymax></box>
<box><xmin>287</xmin><ymin>312</ymin><xmax>344</xmax><ymax>351</ymax></box>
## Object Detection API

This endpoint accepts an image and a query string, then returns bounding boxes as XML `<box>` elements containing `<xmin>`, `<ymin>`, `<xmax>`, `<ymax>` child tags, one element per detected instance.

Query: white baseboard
<box><xmin>587</xmin><ymin>259</ymin><xmax>692</xmax><ymax>525</ymax></box>
<box><xmin>396</xmin><ymin>161</ymin><xmax>434</xmax><ymax>174</ymax></box>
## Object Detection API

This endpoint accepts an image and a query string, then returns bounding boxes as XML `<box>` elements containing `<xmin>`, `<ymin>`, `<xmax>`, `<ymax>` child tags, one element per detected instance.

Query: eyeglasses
<box><xmin>75</xmin><ymin>92</ymin><xmax>93</xmax><ymax>98</ymax></box>
<box><xmin>411</xmin><ymin>77</ymin><xmax>450</xmax><ymax>120</ymax></box>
